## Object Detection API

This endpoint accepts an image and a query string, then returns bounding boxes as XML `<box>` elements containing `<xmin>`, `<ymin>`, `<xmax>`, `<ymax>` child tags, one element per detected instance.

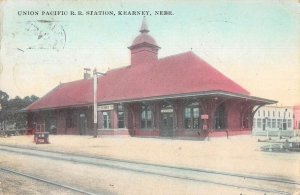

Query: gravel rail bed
<box><xmin>0</xmin><ymin>145</ymin><xmax>298</xmax><ymax>194</ymax></box>
<box><xmin>0</xmin><ymin>168</ymin><xmax>84</xmax><ymax>195</ymax></box>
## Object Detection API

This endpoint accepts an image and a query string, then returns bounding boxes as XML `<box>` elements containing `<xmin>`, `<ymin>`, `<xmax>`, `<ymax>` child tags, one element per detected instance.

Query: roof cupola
<box><xmin>128</xmin><ymin>17</ymin><xmax>160</xmax><ymax>66</ymax></box>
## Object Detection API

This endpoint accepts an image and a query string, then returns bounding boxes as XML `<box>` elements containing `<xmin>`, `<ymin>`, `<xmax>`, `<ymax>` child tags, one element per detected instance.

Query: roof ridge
<box><xmin>59</xmin><ymin>78</ymin><xmax>91</xmax><ymax>85</ymax></box>
<box><xmin>106</xmin><ymin>65</ymin><xmax>131</xmax><ymax>73</ymax></box>
<box><xmin>157</xmin><ymin>51</ymin><xmax>250</xmax><ymax>95</ymax></box>
<box><xmin>158</xmin><ymin>51</ymin><xmax>194</xmax><ymax>61</ymax></box>
<box><xmin>190</xmin><ymin>53</ymin><xmax>250</xmax><ymax>95</ymax></box>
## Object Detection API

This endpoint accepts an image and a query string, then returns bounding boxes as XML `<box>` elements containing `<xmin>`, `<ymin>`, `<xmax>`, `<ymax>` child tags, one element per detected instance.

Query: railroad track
<box><xmin>0</xmin><ymin>144</ymin><xmax>299</xmax><ymax>194</ymax></box>
<box><xmin>0</xmin><ymin>167</ymin><xmax>96</xmax><ymax>195</ymax></box>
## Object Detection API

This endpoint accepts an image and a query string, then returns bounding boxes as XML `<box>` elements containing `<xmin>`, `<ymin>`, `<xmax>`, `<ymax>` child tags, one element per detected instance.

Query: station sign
<box><xmin>98</xmin><ymin>104</ymin><xmax>114</xmax><ymax>111</ymax></box>
<box><xmin>201</xmin><ymin>114</ymin><xmax>209</xmax><ymax>119</ymax></box>
<box><xmin>161</xmin><ymin>108</ymin><xmax>174</xmax><ymax>113</ymax></box>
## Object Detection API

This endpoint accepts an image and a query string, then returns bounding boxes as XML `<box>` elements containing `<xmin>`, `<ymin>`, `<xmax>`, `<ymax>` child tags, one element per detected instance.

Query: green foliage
<box><xmin>0</xmin><ymin>90</ymin><xmax>39</xmax><ymax>129</ymax></box>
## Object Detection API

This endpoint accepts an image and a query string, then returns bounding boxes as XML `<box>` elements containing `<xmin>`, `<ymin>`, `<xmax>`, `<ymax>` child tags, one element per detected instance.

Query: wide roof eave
<box><xmin>24</xmin><ymin>90</ymin><xmax>276</xmax><ymax>112</ymax></box>
<box><xmin>98</xmin><ymin>90</ymin><xmax>277</xmax><ymax>105</ymax></box>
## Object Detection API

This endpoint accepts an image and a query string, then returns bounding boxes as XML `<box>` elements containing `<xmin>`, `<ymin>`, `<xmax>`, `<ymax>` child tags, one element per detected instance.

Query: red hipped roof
<box><xmin>25</xmin><ymin>51</ymin><xmax>250</xmax><ymax>111</ymax></box>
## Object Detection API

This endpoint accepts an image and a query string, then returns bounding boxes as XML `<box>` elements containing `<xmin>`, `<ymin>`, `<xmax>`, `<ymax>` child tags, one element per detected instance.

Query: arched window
<box><xmin>117</xmin><ymin>104</ymin><xmax>125</xmax><ymax>128</ymax></box>
<box><xmin>214</xmin><ymin>103</ymin><xmax>226</xmax><ymax>130</ymax></box>
<box><xmin>141</xmin><ymin>104</ymin><xmax>153</xmax><ymax>129</ymax></box>
<box><xmin>184</xmin><ymin>102</ymin><xmax>202</xmax><ymax>129</ymax></box>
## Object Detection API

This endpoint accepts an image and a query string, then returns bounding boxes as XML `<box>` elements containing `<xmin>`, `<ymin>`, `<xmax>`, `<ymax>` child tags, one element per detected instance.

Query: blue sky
<box><xmin>0</xmin><ymin>0</ymin><xmax>299</xmax><ymax>105</ymax></box>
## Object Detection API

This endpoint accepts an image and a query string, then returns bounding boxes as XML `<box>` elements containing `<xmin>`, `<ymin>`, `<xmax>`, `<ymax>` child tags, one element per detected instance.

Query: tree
<box><xmin>0</xmin><ymin>90</ymin><xmax>9</xmax><ymax>102</ymax></box>
<box><xmin>0</xmin><ymin>91</ymin><xmax>39</xmax><ymax>130</ymax></box>
<box><xmin>7</xmin><ymin>96</ymin><xmax>24</xmax><ymax>129</ymax></box>
<box><xmin>0</xmin><ymin>90</ymin><xmax>9</xmax><ymax>129</ymax></box>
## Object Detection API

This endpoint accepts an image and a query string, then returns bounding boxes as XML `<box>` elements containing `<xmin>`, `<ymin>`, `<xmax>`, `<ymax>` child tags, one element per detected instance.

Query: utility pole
<box><xmin>93</xmin><ymin>68</ymin><xmax>105</xmax><ymax>138</ymax></box>
<box><xmin>93</xmin><ymin>69</ymin><xmax>97</xmax><ymax>137</ymax></box>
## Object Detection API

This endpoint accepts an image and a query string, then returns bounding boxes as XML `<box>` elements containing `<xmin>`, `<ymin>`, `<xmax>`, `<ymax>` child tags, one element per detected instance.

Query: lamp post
<box><xmin>93</xmin><ymin>68</ymin><xmax>105</xmax><ymax>138</ymax></box>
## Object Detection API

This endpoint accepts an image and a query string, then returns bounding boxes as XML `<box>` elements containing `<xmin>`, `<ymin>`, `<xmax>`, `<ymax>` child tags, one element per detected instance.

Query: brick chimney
<box><xmin>84</xmin><ymin>68</ymin><xmax>91</xmax><ymax>79</ymax></box>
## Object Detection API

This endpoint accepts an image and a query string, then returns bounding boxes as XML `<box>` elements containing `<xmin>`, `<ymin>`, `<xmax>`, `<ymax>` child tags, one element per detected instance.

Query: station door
<box><xmin>160</xmin><ymin>103</ymin><xmax>175</xmax><ymax>137</ymax></box>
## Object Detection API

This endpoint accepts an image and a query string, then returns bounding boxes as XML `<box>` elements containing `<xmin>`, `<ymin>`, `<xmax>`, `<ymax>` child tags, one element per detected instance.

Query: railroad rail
<box><xmin>0</xmin><ymin>167</ymin><xmax>96</xmax><ymax>195</ymax></box>
<box><xmin>0</xmin><ymin>144</ymin><xmax>298</xmax><ymax>194</ymax></box>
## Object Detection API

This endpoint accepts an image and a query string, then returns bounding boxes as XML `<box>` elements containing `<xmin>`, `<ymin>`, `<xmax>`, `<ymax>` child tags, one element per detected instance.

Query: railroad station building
<box><xmin>24</xmin><ymin>18</ymin><xmax>276</xmax><ymax>138</ymax></box>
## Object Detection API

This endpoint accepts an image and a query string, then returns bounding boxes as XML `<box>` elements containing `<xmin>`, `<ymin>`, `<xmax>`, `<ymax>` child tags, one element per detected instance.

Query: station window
<box><xmin>117</xmin><ymin>104</ymin><xmax>125</xmax><ymax>128</ymax></box>
<box><xmin>283</xmin><ymin>119</ymin><xmax>287</xmax><ymax>130</ymax></box>
<box><xmin>66</xmin><ymin>110</ymin><xmax>75</xmax><ymax>128</ymax></box>
<box><xmin>263</xmin><ymin>111</ymin><xmax>265</xmax><ymax>117</ymax></box>
<box><xmin>257</xmin><ymin>119</ymin><xmax>262</xmax><ymax>128</ymax></box>
<box><xmin>102</xmin><ymin>111</ymin><xmax>112</xmax><ymax>129</ymax></box>
<box><xmin>253</xmin><ymin>118</ymin><xmax>256</xmax><ymax>128</ymax></box>
<box><xmin>268</xmin><ymin>111</ymin><xmax>270</xmax><ymax>117</ymax></box>
<box><xmin>258</xmin><ymin>111</ymin><xmax>260</xmax><ymax>117</ymax></box>
<box><xmin>141</xmin><ymin>104</ymin><xmax>153</xmax><ymax>129</ymax></box>
<box><xmin>272</xmin><ymin>119</ymin><xmax>276</xmax><ymax>128</ymax></box>
<box><xmin>273</xmin><ymin>111</ymin><xmax>275</xmax><ymax>117</ymax></box>
<box><xmin>184</xmin><ymin>102</ymin><xmax>201</xmax><ymax>129</ymax></box>
<box><xmin>267</xmin><ymin>119</ymin><xmax>271</xmax><ymax>128</ymax></box>
<box><xmin>277</xmin><ymin>119</ymin><xmax>282</xmax><ymax>130</ymax></box>
<box><xmin>287</xmin><ymin>119</ymin><xmax>292</xmax><ymax>128</ymax></box>
<box><xmin>278</xmin><ymin>111</ymin><xmax>280</xmax><ymax>117</ymax></box>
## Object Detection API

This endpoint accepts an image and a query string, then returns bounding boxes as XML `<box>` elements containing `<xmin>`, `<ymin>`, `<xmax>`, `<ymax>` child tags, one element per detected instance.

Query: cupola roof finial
<box><xmin>140</xmin><ymin>16</ymin><xmax>149</xmax><ymax>33</ymax></box>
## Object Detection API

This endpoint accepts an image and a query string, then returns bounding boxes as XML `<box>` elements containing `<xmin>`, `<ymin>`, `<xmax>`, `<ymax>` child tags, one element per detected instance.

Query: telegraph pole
<box><xmin>93</xmin><ymin>68</ymin><xmax>97</xmax><ymax>137</ymax></box>
<box><xmin>93</xmin><ymin>68</ymin><xmax>105</xmax><ymax>138</ymax></box>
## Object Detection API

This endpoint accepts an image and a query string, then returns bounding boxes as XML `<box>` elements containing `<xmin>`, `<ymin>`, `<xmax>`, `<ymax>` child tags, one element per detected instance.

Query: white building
<box><xmin>253</xmin><ymin>106</ymin><xmax>293</xmax><ymax>132</ymax></box>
